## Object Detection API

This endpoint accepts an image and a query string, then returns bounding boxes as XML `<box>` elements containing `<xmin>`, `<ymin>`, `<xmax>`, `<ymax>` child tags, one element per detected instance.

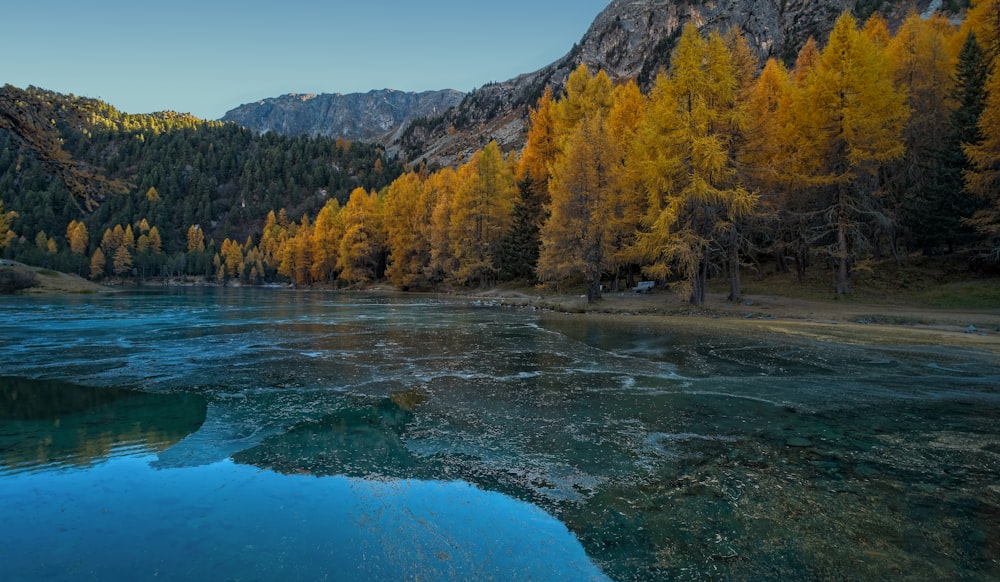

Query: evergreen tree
<box><xmin>499</xmin><ymin>177</ymin><xmax>544</xmax><ymax>281</ymax></box>
<box><xmin>911</xmin><ymin>32</ymin><xmax>989</xmax><ymax>253</ymax></box>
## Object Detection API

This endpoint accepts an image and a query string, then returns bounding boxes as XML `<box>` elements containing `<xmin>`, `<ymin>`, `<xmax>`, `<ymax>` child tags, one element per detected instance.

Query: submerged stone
<box><xmin>785</xmin><ymin>437</ymin><xmax>813</xmax><ymax>448</ymax></box>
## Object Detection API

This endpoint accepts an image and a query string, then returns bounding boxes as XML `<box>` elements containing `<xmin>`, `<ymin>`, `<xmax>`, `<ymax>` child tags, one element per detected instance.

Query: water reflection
<box><xmin>0</xmin><ymin>376</ymin><xmax>608</xmax><ymax>580</ymax></box>
<box><xmin>0</xmin><ymin>376</ymin><xmax>206</xmax><ymax>474</ymax></box>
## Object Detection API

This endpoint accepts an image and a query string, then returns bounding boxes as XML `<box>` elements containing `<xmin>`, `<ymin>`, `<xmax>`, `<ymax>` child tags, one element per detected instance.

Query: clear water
<box><xmin>0</xmin><ymin>288</ymin><xmax>998</xmax><ymax>580</ymax></box>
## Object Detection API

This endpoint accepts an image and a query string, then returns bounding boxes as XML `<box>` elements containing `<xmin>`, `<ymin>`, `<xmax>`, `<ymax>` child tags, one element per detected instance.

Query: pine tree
<box><xmin>905</xmin><ymin>31</ymin><xmax>990</xmax><ymax>253</ymax></box>
<box><xmin>889</xmin><ymin>13</ymin><xmax>964</xmax><ymax>254</ymax></box>
<box><xmin>499</xmin><ymin>176</ymin><xmax>544</xmax><ymax>281</ymax></box>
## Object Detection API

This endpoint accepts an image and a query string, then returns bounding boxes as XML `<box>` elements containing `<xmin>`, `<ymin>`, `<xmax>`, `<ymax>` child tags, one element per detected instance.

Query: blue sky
<box><xmin>2</xmin><ymin>1</ymin><xmax>610</xmax><ymax>120</ymax></box>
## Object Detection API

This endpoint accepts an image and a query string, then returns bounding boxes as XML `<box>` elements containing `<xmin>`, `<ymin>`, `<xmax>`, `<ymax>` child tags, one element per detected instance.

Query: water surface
<box><xmin>1</xmin><ymin>289</ymin><xmax>998</xmax><ymax>580</ymax></box>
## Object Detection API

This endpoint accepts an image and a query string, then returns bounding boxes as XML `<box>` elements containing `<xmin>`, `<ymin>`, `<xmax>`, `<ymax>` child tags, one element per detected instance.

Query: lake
<box><xmin>1</xmin><ymin>288</ymin><xmax>998</xmax><ymax>580</ymax></box>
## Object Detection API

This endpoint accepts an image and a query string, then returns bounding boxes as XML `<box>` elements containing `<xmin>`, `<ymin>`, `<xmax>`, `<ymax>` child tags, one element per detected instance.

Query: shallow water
<box><xmin>1</xmin><ymin>288</ymin><xmax>998</xmax><ymax>580</ymax></box>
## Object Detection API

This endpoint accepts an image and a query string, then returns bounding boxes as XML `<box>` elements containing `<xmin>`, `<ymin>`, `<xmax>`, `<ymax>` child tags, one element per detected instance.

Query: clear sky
<box><xmin>2</xmin><ymin>1</ymin><xmax>611</xmax><ymax>121</ymax></box>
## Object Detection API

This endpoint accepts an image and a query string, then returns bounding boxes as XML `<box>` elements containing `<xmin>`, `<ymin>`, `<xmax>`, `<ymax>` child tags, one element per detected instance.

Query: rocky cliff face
<box><xmin>221</xmin><ymin>89</ymin><xmax>464</xmax><ymax>142</ymax></box>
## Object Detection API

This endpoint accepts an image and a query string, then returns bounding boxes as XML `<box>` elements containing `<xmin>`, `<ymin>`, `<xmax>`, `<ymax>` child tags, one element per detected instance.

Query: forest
<box><xmin>2</xmin><ymin>7</ymin><xmax>1000</xmax><ymax>304</ymax></box>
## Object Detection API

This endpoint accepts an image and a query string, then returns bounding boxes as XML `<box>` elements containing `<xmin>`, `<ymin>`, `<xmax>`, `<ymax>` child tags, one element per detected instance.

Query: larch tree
<box><xmin>449</xmin><ymin>141</ymin><xmax>514</xmax><ymax>287</ymax></box>
<box><xmin>516</xmin><ymin>86</ymin><xmax>558</xmax><ymax>205</ymax></box>
<box><xmin>66</xmin><ymin>220</ymin><xmax>89</xmax><ymax>255</ymax></box>
<box><xmin>602</xmin><ymin>80</ymin><xmax>647</xmax><ymax>291</ymax></box>
<box><xmin>741</xmin><ymin>58</ymin><xmax>802</xmax><ymax>276</ymax></box>
<box><xmin>537</xmin><ymin>114</ymin><xmax>615</xmax><ymax>302</ymax></box>
<box><xmin>89</xmin><ymin>247</ymin><xmax>106</xmax><ymax>279</ymax></box>
<box><xmin>966</xmin><ymin>0</ymin><xmax>1000</xmax><ymax>60</ymax></box>
<box><xmin>186</xmin><ymin>224</ymin><xmax>205</xmax><ymax>253</ymax></box>
<box><xmin>0</xmin><ymin>201</ymin><xmax>15</xmax><ymax>252</ymax></box>
<box><xmin>427</xmin><ymin>167</ymin><xmax>460</xmax><ymax>282</ymax></box>
<box><xmin>279</xmin><ymin>215</ymin><xmax>313</xmax><ymax>286</ymax></box>
<box><xmin>147</xmin><ymin>226</ymin><xmax>162</xmax><ymax>255</ymax></box>
<box><xmin>963</xmin><ymin>58</ymin><xmax>1000</xmax><ymax>256</ymax></box>
<box><xmin>338</xmin><ymin>188</ymin><xmax>382</xmax><ymax>284</ymax></box>
<box><xmin>309</xmin><ymin>199</ymin><xmax>344</xmax><ymax>284</ymax></box>
<box><xmin>786</xmin><ymin>12</ymin><xmax>909</xmax><ymax>295</ymax></box>
<box><xmin>112</xmin><ymin>244</ymin><xmax>133</xmax><ymax>277</ymax></box>
<box><xmin>551</xmin><ymin>65</ymin><xmax>614</xmax><ymax>145</ymax></box>
<box><xmin>631</xmin><ymin>24</ymin><xmax>756</xmax><ymax>305</ymax></box>
<box><xmin>384</xmin><ymin>171</ymin><xmax>434</xmax><ymax>289</ymax></box>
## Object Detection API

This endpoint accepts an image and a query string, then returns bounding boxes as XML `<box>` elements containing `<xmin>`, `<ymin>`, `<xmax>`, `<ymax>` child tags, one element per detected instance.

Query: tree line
<box><xmin>3</xmin><ymin>6</ymin><xmax>1000</xmax><ymax>302</ymax></box>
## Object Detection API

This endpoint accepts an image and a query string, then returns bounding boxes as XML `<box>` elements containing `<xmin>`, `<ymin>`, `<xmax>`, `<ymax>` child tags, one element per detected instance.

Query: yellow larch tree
<box><xmin>337</xmin><ymin>188</ymin><xmax>383</xmax><ymax>284</ymax></box>
<box><xmin>964</xmin><ymin>58</ymin><xmax>1000</xmax><ymax>254</ymax></box>
<box><xmin>427</xmin><ymin>167</ymin><xmax>460</xmax><ymax>282</ymax></box>
<box><xmin>786</xmin><ymin>12</ymin><xmax>909</xmax><ymax>295</ymax></box>
<box><xmin>89</xmin><ymin>247</ymin><xmax>106</xmax><ymax>279</ymax></box>
<box><xmin>0</xmin><ymin>201</ymin><xmax>15</xmax><ymax>252</ymax></box>
<box><xmin>516</xmin><ymin>86</ymin><xmax>558</xmax><ymax>205</ymax></box>
<box><xmin>309</xmin><ymin>199</ymin><xmax>344</xmax><ymax>284</ymax></box>
<box><xmin>186</xmin><ymin>224</ymin><xmax>205</xmax><ymax>253</ymax></box>
<box><xmin>448</xmin><ymin>141</ymin><xmax>514</xmax><ymax>287</ymax></box>
<box><xmin>384</xmin><ymin>171</ymin><xmax>435</xmax><ymax>289</ymax></box>
<box><xmin>66</xmin><ymin>220</ymin><xmax>89</xmax><ymax>255</ymax></box>
<box><xmin>631</xmin><ymin>24</ymin><xmax>757</xmax><ymax>304</ymax></box>
<box><xmin>537</xmin><ymin>113</ymin><xmax>616</xmax><ymax>302</ymax></box>
<box><xmin>279</xmin><ymin>215</ymin><xmax>313</xmax><ymax>286</ymax></box>
<box><xmin>965</xmin><ymin>0</ymin><xmax>1000</xmax><ymax>60</ymax></box>
<box><xmin>112</xmin><ymin>244</ymin><xmax>132</xmax><ymax>277</ymax></box>
<box><xmin>602</xmin><ymin>80</ymin><xmax>647</xmax><ymax>291</ymax></box>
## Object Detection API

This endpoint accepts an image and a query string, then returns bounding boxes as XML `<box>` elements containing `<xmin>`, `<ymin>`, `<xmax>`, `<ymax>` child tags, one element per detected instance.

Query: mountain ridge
<box><xmin>221</xmin><ymin>89</ymin><xmax>464</xmax><ymax>142</ymax></box>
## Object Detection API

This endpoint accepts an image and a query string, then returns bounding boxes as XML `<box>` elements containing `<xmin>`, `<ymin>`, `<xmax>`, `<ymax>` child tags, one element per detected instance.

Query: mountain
<box><xmin>221</xmin><ymin>0</ymin><xmax>944</xmax><ymax>166</ymax></box>
<box><xmin>221</xmin><ymin>89</ymin><xmax>464</xmax><ymax>142</ymax></box>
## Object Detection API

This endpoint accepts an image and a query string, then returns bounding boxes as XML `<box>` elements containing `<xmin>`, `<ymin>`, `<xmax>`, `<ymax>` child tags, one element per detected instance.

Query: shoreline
<box><xmin>464</xmin><ymin>287</ymin><xmax>1000</xmax><ymax>355</ymax></box>
<box><xmin>14</xmin><ymin>265</ymin><xmax>1000</xmax><ymax>353</ymax></box>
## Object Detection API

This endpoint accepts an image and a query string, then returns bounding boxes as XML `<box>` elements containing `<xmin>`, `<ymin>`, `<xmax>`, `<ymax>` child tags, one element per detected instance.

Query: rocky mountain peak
<box><xmin>221</xmin><ymin>89</ymin><xmax>464</xmax><ymax>142</ymax></box>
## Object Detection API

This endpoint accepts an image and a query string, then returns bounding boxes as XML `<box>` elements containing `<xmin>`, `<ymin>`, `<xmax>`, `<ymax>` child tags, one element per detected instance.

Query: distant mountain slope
<box><xmin>221</xmin><ymin>89</ymin><xmax>464</xmax><ymax>142</ymax></box>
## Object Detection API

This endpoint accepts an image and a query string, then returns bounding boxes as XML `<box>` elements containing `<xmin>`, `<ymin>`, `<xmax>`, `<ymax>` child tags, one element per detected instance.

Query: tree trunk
<box><xmin>586</xmin><ymin>275</ymin><xmax>602</xmax><ymax>304</ymax></box>
<box><xmin>727</xmin><ymin>225</ymin><xmax>741</xmax><ymax>303</ymax></box>
<box><xmin>690</xmin><ymin>254</ymin><xmax>708</xmax><ymax>305</ymax></box>
<box><xmin>836</xmin><ymin>192</ymin><xmax>851</xmax><ymax>295</ymax></box>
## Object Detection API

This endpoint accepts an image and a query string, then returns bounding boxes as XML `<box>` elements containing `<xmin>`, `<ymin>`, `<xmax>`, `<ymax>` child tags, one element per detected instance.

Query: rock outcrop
<box><xmin>221</xmin><ymin>89</ymin><xmax>464</xmax><ymax>142</ymax></box>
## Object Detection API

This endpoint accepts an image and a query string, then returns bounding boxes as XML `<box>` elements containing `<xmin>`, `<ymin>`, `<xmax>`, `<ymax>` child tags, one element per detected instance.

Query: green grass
<box><xmin>908</xmin><ymin>281</ymin><xmax>1000</xmax><ymax>309</ymax></box>
<box><xmin>726</xmin><ymin>256</ymin><xmax>1000</xmax><ymax>309</ymax></box>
